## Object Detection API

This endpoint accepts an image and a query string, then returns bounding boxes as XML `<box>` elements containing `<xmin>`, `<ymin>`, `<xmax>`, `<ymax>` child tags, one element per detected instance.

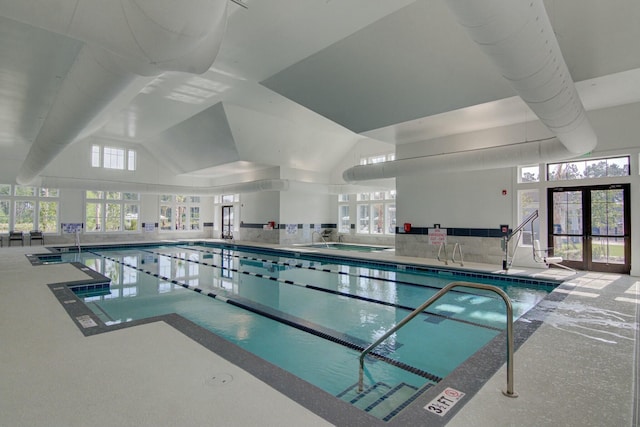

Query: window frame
<box><xmin>547</xmin><ymin>156</ymin><xmax>630</xmax><ymax>182</ymax></box>
<box><xmin>0</xmin><ymin>184</ymin><xmax>60</xmax><ymax>233</ymax></box>
<box><xmin>91</xmin><ymin>144</ymin><xmax>137</xmax><ymax>171</ymax></box>
<box><xmin>85</xmin><ymin>190</ymin><xmax>140</xmax><ymax>233</ymax></box>
<box><xmin>213</xmin><ymin>194</ymin><xmax>240</xmax><ymax>233</ymax></box>
<box><xmin>351</xmin><ymin>191</ymin><xmax>396</xmax><ymax>235</ymax></box>
<box><xmin>159</xmin><ymin>194</ymin><xmax>202</xmax><ymax>232</ymax></box>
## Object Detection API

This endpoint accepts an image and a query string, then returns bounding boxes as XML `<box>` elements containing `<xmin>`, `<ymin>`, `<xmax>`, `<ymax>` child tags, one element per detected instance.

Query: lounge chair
<box><xmin>29</xmin><ymin>230</ymin><xmax>44</xmax><ymax>245</ymax></box>
<box><xmin>9</xmin><ymin>231</ymin><xmax>24</xmax><ymax>246</ymax></box>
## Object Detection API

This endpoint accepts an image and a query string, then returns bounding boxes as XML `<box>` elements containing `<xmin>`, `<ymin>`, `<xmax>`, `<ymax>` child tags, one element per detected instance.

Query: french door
<box><xmin>548</xmin><ymin>184</ymin><xmax>630</xmax><ymax>273</ymax></box>
<box><xmin>221</xmin><ymin>205</ymin><xmax>233</xmax><ymax>238</ymax></box>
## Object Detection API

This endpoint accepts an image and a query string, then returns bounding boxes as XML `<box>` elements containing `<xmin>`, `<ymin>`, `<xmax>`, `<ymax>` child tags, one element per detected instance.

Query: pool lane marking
<box><xmin>93</xmin><ymin>253</ymin><xmax>443</xmax><ymax>384</ymax></box>
<box><xmin>176</xmin><ymin>245</ymin><xmax>500</xmax><ymax>300</ymax></box>
<box><xmin>137</xmin><ymin>249</ymin><xmax>502</xmax><ymax>332</ymax></box>
<box><xmin>174</xmin><ymin>247</ymin><xmax>505</xmax><ymax>330</ymax></box>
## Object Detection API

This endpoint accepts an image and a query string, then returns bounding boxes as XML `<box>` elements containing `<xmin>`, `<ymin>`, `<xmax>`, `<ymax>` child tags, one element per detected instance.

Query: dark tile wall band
<box><xmin>396</xmin><ymin>226</ymin><xmax>510</xmax><ymax>238</ymax></box>
<box><xmin>240</xmin><ymin>223</ymin><xmax>337</xmax><ymax>229</ymax></box>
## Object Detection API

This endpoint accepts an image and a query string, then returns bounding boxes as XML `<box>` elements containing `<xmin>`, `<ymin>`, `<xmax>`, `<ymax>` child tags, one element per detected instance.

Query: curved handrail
<box><xmin>358</xmin><ymin>281</ymin><xmax>518</xmax><ymax>398</ymax></box>
<box><xmin>452</xmin><ymin>243</ymin><xmax>464</xmax><ymax>266</ymax></box>
<box><xmin>312</xmin><ymin>230</ymin><xmax>329</xmax><ymax>248</ymax></box>
<box><xmin>437</xmin><ymin>242</ymin><xmax>448</xmax><ymax>265</ymax></box>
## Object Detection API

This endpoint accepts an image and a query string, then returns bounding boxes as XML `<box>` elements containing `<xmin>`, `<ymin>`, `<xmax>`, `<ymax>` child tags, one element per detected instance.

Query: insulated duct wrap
<box><xmin>0</xmin><ymin>0</ymin><xmax>229</xmax><ymax>75</ymax></box>
<box><xmin>343</xmin><ymin>0</ymin><xmax>597</xmax><ymax>183</ymax></box>
<box><xmin>10</xmin><ymin>0</ymin><xmax>229</xmax><ymax>184</ymax></box>
<box><xmin>16</xmin><ymin>46</ymin><xmax>139</xmax><ymax>184</ymax></box>
<box><xmin>34</xmin><ymin>177</ymin><xmax>291</xmax><ymax>195</ymax></box>
<box><xmin>442</xmin><ymin>0</ymin><xmax>596</xmax><ymax>154</ymax></box>
<box><xmin>343</xmin><ymin>138</ymin><xmax>572</xmax><ymax>181</ymax></box>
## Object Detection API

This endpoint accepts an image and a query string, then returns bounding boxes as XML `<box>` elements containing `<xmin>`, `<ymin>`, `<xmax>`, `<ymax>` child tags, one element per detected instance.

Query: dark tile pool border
<box><xmin>45</xmin><ymin>242</ymin><xmax>568</xmax><ymax>426</ymax></box>
<box><xmin>45</xmin><ymin>240</ymin><xmax>562</xmax><ymax>289</ymax></box>
<box><xmin>202</xmin><ymin>242</ymin><xmax>562</xmax><ymax>289</ymax></box>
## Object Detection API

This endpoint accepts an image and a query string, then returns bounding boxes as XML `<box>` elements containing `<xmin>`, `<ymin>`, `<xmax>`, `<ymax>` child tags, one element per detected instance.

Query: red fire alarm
<box><xmin>501</xmin><ymin>189</ymin><xmax>508</xmax><ymax>196</ymax></box>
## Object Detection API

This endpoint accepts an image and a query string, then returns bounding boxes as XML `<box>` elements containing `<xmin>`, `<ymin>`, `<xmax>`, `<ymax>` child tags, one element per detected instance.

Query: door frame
<box><xmin>221</xmin><ymin>205</ymin><xmax>233</xmax><ymax>239</ymax></box>
<box><xmin>547</xmin><ymin>183</ymin><xmax>631</xmax><ymax>274</ymax></box>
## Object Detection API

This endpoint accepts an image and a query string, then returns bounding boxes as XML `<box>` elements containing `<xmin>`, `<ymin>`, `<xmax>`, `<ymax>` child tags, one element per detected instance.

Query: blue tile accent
<box><xmin>396</xmin><ymin>226</ymin><xmax>510</xmax><ymax>237</ymax></box>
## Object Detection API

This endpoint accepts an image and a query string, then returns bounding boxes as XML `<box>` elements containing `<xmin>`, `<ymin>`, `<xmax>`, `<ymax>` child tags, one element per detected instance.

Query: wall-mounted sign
<box><xmin>428</xmin><ymin>228</ymin><xmax>447</xmax><ymax>245</ymax></box>
<box><xmin>61</xmin><ymin>223</ymin><xmax>83</xmax><ymax>234</ymax></box>
<box><xmin>286</xmin><ymin>224</ymin><xmax>298</xmax><ymax>234</ymax></box>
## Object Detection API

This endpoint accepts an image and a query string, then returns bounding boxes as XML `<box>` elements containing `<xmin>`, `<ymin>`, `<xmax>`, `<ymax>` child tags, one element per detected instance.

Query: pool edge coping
<box><xmin>43</xmin><ymin>243</ymin><xmax>568</xmax><ymax>426</ymax></box>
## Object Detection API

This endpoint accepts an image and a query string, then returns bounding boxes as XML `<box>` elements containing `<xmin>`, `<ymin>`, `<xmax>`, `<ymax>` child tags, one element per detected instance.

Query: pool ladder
<box><xmin>436</xmin><ymin>242</ymin><xmax>464</xmax><ymax>266</ymax></box>
<box><xmin>358</xmin><ymin>281</ymin><xmax>518</xmax><ymax>398</ymax></box>
<box><xmin>75</xmin><ymin>230</ymin><xmax>81</xmax><ymax>254</ymax></box>
<box><xmin>312</xmin><ymin>231</ymin><xmax>329</xmax><ymax>248</ymax></box>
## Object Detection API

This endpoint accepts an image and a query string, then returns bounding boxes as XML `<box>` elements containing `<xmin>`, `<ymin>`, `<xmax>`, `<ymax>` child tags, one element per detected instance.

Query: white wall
<box><xmin>279</xmin><ymin>190</ymin><xmax>333</xmax><ymax>224</ymax></box>
<box><xmin>240</xmin><ymin>191</ymin><xmax>280</xmax><ymax>224</ymax></box>
<box><xmin>394</xmin><ymin>102</ymin><xmax>640</xmax><ymax>273</ymax></box>
<box><xmin>59</xmin><ymin>189</ymin><xmax>84</xmax><ymax>224</ymax></box>
<box><xmin>397</xmin><ymin>168</ymin><xmax>513</xmax><ymax>229</ymax></box>
<box><xmin>40</xmin><ymin>138</ymin><xmax>214</xmax><ymax>188</ymax></box>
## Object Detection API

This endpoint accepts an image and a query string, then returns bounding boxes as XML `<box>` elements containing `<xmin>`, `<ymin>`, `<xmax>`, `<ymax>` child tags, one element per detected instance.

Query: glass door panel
<box><xmin>222</xmin><ymin>205</ymin><xmax>233</xmax><ymax>239</ymax></box>
<box><xmin>548</xmin><ymin>185</ymin><xmax>630</xmax><ymax>273</ymax></box>
<box><xmin>550</xmin><ymin>190</ymin><xmax>583</xmax><ymax>263</ymax></box>
<box><xmin>590</xmin><ymin>188</ymin><xmax>627</xmax><ymax>266</ymax></box>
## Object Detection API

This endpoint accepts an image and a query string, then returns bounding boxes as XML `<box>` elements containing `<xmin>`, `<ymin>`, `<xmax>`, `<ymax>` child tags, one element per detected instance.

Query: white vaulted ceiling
<box><xmin>0</xmin><ymin>0</ymin><xmax>639</xmax><ymax>187</ymax></box>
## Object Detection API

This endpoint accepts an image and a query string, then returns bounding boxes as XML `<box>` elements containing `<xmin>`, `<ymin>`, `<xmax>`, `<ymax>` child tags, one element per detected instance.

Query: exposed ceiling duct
<box><xmin>35</xmin><ymin>176</ymin><xmax>290</xmax><ymax>196</ymax></box>
<box><xmin>443</xmin><ymin>0</ymin><xmax>596</xmax><ymax>154</ymax></box>
<box><xmin>10</xmin><ymin>0</ymin><xmax>229</xmax><ymax>184</ymax></box>
<box><xmin>0</xmin><ymin>0</ymin><xmax>229</xmax><ymax>75</ymax></box>
<box><xmin>344</xmin><ymin>0</ymin><xmax>597</xmax><ymax>183</ymax></box>
<box><xmin>16</xmin><ymin>46</ymin><xmax>140</xmax><ymax>185</ymax></box>
<box><xmin>34</xmin><ymin>176</ymin><xmax>350</xmax><ymax>196</ymax></box>
<box><xmin>344</xmin><ymin>137</ymin><xmax>570</xmax><ymax>181</ymax></box>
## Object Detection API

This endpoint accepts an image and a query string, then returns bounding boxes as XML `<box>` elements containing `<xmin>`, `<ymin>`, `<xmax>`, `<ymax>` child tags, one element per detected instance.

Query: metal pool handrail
<box><xmin>358</xmin><ymin>281</ymin><xmax>518</xmax><ymax>398</ymax></box>
<box><xmin>311</xmin><ymin>230</ymin><xmax>329</xmax><ymax>248</ymax></box>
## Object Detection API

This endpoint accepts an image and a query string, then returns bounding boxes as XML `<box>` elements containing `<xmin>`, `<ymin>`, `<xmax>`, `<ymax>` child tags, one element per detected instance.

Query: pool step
<box><xmin>338</xmin><ymin>381</ymin><xmax>430</xmax><ymax>421</ymax></box>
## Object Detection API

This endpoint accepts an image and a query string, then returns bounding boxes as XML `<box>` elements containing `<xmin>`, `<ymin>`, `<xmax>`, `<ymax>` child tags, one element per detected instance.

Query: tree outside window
<box><xmin>124</xmin><ymin>204</ymin><xmax>139</xmax><ymax>231</ymax></box>
<box><xmin>357</xmin><ymin>204</ymin><xmax>370</xmax><ymax>233</ymax></box>
<box><xmin>39</xmin><ymin>201</ymin><xmax>59</xmax><ymax>233</ymax></box>
<box><xmin>106</xmin><ymin>203</ymin><xmax>122</xmax><ymax>231</ymax></box>
<box><xmin>86</xmin><ymin>190</ymin><xmax>139</xmax><ymax>233</ymax></box>
<box><xmin>14</xmin><ymin>201</ymin><xmax>35</xmax><ymax>232</ymax></box>
<box><xmin>159</xmin><ymin>195</ymin><xmax>201</xmax><ymax>231</ymax></box>
<box><xmin>86</xmin><ymin>202</ymin><xmax>103</xmax><ymax>231</ymax></box>
<box><xmin>190</xmin><ymin>207</ymin><xmax>200</xmax><ymax>230</ymax></box>
<box><xmin>160</xmin><ymin>205</ymin><xmax>173</xmax><ymax>230</ymax></box>
<box><xmin>0</xmin><ymin>200</ymin><xmax>10</xmax><ymax>232</ymax></box>
<box><xmin>371</xmin><ymin>203</ymin><xmax>384</xmax><ymax>234</ymax></box>
<box><xmin>385</xmin><ymin>204</ymin><xmax>396</xmax><ymax>234</ymax></box>
<box><xmin>548</xmin><ymin>156</ymin><xmax>629</xmax><ymax>181</ymax></box>
<box><xmin>338</xmin><ymin>205</ymin><xmax>350</xmax><ymax>233</ymax></box>
<box><xmin>342</xmin><ymin>191</ymin><xmax>396</xmax><ymax>235</ymax></box>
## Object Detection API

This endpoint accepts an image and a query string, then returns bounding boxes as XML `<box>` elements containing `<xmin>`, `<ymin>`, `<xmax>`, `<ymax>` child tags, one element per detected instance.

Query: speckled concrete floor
<box><xmin>448</xmin><ymin>271</ymin><xmax>639</xmax><ymax>427</ymax></box>
<box><xmin>1</xmin><ymin>243</ymin><xmax>637</xmax><ymax>426</ymax></box>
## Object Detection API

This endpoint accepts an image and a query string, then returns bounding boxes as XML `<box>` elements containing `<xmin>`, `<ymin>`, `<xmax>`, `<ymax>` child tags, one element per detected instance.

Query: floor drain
<box><xmin>206</xmin><ymin>373</ymin><xmax>233</xmax><ymax>387</ymax></box>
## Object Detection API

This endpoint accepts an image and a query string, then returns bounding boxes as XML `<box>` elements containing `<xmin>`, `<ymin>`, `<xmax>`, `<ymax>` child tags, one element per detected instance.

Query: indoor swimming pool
<box><xmin>49</xmin><ymin>242</ymin><xmax>559</xmax><ymax>422</ymax></box>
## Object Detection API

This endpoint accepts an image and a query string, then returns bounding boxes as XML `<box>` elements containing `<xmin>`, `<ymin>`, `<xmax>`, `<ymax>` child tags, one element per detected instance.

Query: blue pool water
<box><xmin>63</xmin><ymin>243</ymin><xmax>556</xmax><ymax>421</ymax></box>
